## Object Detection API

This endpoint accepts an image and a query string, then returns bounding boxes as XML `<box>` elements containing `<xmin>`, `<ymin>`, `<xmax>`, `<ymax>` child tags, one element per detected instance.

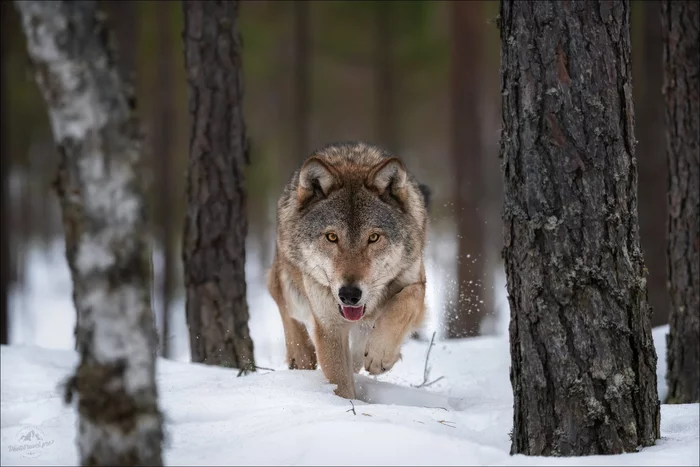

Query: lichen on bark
<box><xmin>500</xmin><ymin>0</ymin><xmax>660</xmax><ymax>456</ymax></box>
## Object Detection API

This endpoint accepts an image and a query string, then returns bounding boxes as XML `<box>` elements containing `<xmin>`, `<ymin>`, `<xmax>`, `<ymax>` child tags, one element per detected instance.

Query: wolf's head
<box><xmin>278</xmin><ymin>142</ymin><xmax>428</xmax><ymax>322</ymax></box>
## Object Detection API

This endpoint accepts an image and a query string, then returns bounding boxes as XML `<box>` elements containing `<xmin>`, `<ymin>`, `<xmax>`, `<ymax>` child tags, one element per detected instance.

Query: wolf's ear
<box><xmin>297</xmin><ymin>156</ymin><xmax>339</xmax><ymax>206</ymax></box>
<box><xmin>366</xmin><ymin>158</ymin><xmax>407</xmax><ymax>203</ymax></box>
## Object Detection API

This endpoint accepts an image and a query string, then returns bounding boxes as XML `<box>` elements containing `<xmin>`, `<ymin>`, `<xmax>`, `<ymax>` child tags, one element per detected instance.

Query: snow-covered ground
<box><xmin>1</xmin><ymin>240</ymin><xmax>698</xmax><ymax>466</ymax></box>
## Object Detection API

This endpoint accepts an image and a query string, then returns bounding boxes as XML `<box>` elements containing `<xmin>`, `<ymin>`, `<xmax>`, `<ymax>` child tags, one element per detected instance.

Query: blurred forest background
<box><xmin>0</xmin><ymin>0</ymin><xmax>668</xmax><ymax>356</ymax></box>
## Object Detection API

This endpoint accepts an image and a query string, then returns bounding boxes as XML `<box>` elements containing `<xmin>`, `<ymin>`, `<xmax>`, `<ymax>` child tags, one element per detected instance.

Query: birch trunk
<box><xmin>15</xmin><ymin>1</ymin><xmax>163</xmax><ymax>464</ymax></box>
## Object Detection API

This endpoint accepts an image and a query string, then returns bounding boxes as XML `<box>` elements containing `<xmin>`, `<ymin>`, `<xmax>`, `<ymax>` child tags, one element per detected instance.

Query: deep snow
<box><xmin>2</xmin><ymin>240</ymin><xmax>698</xmax><ymax>465</ymax></box>
<box><xmin>1</xmin><ymin>327</ymin><xmax>698</xmax><ymax>466</ymax></box>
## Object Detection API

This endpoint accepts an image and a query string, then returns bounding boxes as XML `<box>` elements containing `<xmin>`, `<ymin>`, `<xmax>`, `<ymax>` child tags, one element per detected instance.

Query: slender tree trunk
<box><xmin>635</xmin><ymin>0</ymin><xmax>669</xmax><ymax>328</ymax></box>
<box><xmin>102</xmin><ymin>0</ymin><xmax>138</xmax><ymax>87</ymax></box>
<box><xmin>0</xmin><ymin>1</ymin><xmax>11</xmax><ymax>346</ymax></box>
<box><xmin>15</xmin><ymin>1</ymin><xmax>163</xmax><ymax>464</ymax></box>
<box><xmin>662</xmin><ymin>0</ymin><xmax>699</xmax><ymax>404</ymax></box>
<box><xmin>154</xmin><ymin>0</ymin><xmax>175</xmax><ymax>359</ymax></box>
<box><xmin>374</xmin><ymin>1</ymin><xmax>397</xmax><ymax>154</ymax></box>
<box><xmin>447</xmin><ymin>0</ymin><xmax>488</xmax><ymax>338</ymax></box>
<box><xmin>293</xmin><ymin>0</ymin><xmax>311</xmax><ymax>167</ymax></box>
<box><xmin>501</xmin><ymin>0</ymin><xmax>660</xmax><ymax>455</ymax></box>
<box><xmin>182</xmin><ymin>0</ymin><xmax>255</xmax><ymax>371</ymax></box>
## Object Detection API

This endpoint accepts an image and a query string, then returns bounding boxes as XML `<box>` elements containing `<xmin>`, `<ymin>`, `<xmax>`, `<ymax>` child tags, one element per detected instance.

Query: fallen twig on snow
<box><xmin>346</xmin><ymin>400</ymin><xmax>356</xmax><ymax>415</ymax></box>
<box><xmin>413</xmin><ymin>331</ymin><xmax>445</xmax><ymax>388</ymax></box>
<box><xmin>237</xmin><ymin>365</ymin><xmax>276</xmax><ymax>377</ymax></box>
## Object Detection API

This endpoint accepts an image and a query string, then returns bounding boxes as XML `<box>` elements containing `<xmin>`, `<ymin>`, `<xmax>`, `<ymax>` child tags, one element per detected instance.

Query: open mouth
<box><xmin>338</xmin><ymin>304</ymin><xmax>366</xmax><ymax>321</ymax></box>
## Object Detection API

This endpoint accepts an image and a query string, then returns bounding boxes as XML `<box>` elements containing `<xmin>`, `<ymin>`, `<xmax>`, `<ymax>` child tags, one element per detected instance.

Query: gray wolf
<box><xmin>267</xmin><ymin>141</ymin><xmax>430</xmax><ymax>399</ymax></box>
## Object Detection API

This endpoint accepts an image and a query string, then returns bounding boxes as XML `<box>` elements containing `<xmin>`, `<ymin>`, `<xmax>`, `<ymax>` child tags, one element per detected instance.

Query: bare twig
<box><xmin>413</xmin><ymin>331</ymin><xmax>444</xmax><ymax>388</ymax></box>
<box><xmin>438</xmin><ymin>420</ymin><xmax>456</xmax><ymax>428</ymax></box>
<box><xmin>420</xmin><ymin>376</ymin><xmax>445</xmax><ymax>388</ymax></box>
<box><xmin>422</xmin><ymin>406</ymin><xmax>448</xmax><ymax>411</ymax></box>
<box><xmin>236</xmin><ymin>365</ymin><xmax>276</xmax><ymax>377</ymax></box>
<box><xmin>346</xmin><ymin>400</ymin><xmax>356</xmax><ymax>415</ymax></box>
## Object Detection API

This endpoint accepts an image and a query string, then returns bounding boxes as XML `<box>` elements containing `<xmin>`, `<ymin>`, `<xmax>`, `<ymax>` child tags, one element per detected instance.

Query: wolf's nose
<box><xmin>338</xmin><ymin>286</ymin><xmax>362</xmax><ymax>305</ymax></box>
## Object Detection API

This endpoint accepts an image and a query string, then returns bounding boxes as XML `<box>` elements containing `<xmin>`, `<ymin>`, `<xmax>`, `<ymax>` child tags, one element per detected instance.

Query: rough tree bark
<box><xmin>500</xmin><ymin>0</ymin><xmax>660</xmax><ymax>455</ymax></box>
<box><xmin>635</xmin><ymin>0</ymin><xmax>669</xmax><ymax>328</ymax></box>
<box><xmin>447</xmin><ymin>0</ymin><xmax>489</xmax><ymax>338</ymax></box>
<box><xmin>15</xmin><ymin>1</ymin><xmax>163</xmax><ymax>465</ymax></box>
<box><xmin>154</xmin><ymin>1</ymin><xmax>175</xmax><ymax>359</ymax></box>
<box><xmin>662</xmin><ymin>0</ymin><xmax>699</xmax><ymax>404</ymax></box>
<box><xmin>293</xmin><ymin>0</ymin><xmax>311</xmax><ymax>166</ymax></box>
<box><xmin>182</xmin><ymin>0</ymin><xmax>256</xmax><ymax>371</ymax></box>
<box><xmin>374</xmin><ymin>0</ymin><xmax>397</xmax><ymax>154</ymax></box>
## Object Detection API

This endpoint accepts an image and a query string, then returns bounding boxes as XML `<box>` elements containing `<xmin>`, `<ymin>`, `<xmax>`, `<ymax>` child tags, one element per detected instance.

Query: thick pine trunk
<box><xmin>15</xmin><ymin>1</ymin><xmax>163</xmax><ymax>464</ymax></box>
<box><xmin>447</xmin><ymin>0</ymin><xmax>488</xmax><ymax>338</ymax></box>
<box><xmin>500</xmin><ymin>0</ymin><xmax>660</xmax><ymax>455</ymax></box>
<box><xmin>182</xmin><ymin>0</ymin><xmax>256</xmax><ymax>371</ymax></box>
<box><xmin>662</xmin><ymin>0</ymin><xmax>700</xmax><ymax>404</ymax></box>
<box><xmin>635</xmin><ymin>0</ymin><xmax>669</xmax><ymax>328</ymax></box>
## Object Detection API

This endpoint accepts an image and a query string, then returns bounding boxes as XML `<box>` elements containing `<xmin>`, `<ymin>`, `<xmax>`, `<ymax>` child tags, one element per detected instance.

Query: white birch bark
<box><xmin>14</xmin><ymin>1</ymin><xmax>163</xmax><ymax>464</ymax></box>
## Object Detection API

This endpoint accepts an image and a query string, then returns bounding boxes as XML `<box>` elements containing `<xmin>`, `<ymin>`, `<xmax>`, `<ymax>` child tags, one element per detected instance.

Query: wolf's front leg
<box><xmin>315</xmin><ymin>323</ymin><xmax>355</xmax><ymax>399</ymax></box>
<box><xmin>364</xmin><ymin>282</ymin><xmax>426</xmax><ymax>375</ymax></box>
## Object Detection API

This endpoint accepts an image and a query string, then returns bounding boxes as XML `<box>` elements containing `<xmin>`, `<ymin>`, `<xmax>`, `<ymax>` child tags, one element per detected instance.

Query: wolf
<box><xmin>266</xmin><ymin>141</ymin><xmax>430</xmax><ymax>399</ymax></box>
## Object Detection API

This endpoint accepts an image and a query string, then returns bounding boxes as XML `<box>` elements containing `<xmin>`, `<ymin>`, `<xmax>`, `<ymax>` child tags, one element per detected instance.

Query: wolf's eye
<box><xmin>368</xmin><ymin>233</ymin><xmax>380</xmax><ymax>243</ymax></box>
<box><xmin>326</xmin><ymin>232</ymin><xmax>338</xmax><ymax>243</ymax></box>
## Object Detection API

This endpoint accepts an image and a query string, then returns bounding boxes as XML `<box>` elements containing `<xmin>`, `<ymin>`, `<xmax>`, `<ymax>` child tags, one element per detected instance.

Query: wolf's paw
<box><xmin>364</xmin><ymin>338</ymin><xmax>401</xmax><ymax>375</ymax></box>
<box><xmin>334</xmin><ymin>383</ymin><xmax>356</xmax><ymax>400</ymax></box>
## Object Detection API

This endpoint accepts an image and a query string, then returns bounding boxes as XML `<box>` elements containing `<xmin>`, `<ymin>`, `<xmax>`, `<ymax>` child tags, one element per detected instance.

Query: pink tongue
<box><xmin>341</xmin><ymin>305</ymin><xmax>364</xmax><ymax>321</ymax></box>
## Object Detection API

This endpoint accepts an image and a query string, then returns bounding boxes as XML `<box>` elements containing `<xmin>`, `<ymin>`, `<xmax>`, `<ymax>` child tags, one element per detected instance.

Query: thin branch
<box><xmin>346</xmin><ymin>400</ymin><xmax>356</xmax><ymax>415</ymax></box>
<box><xmin>237</xmin><ymin>365</ymin><xmax>276</xmax><ymax>377</ymax></box>
<box><xmin>420</xmin><ymin>376</ymin><xmax>445</xmax><ymax>388</ymax></box>
<box><xmin>413</xmin><ymin>331</ymin><xmax>444</xmax><ymax>388</ymax></box>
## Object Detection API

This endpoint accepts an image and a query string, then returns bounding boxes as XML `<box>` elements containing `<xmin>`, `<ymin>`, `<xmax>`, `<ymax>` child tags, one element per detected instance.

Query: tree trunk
<box><xmin>154</xmin><ymin>0</ymin><xmax>175</xmax><ymax>359</ymax></box>
<box><xmin>181</xmin><ymin>0</ymin><xmax>256</xmax><ymax>372</ymax></box>
<box><xmin>635</xmin><ymin>0</ymin><xmax>669</xmax><ymax>328</ymax></box>
<box><xmin>500</xmin><ymin>0</ymin><xmax>660</xmax><ymax>456</ymax></box>
<box><xmin>0</xmin><ymin>0</ymin><xmax>10</xmax><ymax>346</ymax></box>
<box><xmin>293</xmin><ymin>0</ymin><xmax>311</xmax><ymax>166</ymax></box>
<box><xmin>374</xmin><ymin>1</ymin><xmax>397</xmax><ymax>154</ymax></box>
<box><xmin>662</xmin><ymin>0</ymin><xmax>699</xmax><ymax>404</ymax></box>
<box><xmin>102</xmin><ymin>0</ymin><xmax>138</xmax><ymax>82</ymax></box>
<box><xmin>447</xmin><ymin>0</ymin><xmax>488</xmax><ymax>338</ymax></box>
<box><xmin>15</xmin><ymin>1</ymin><xmax>163</xmax><ymax>465</ymax></box>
